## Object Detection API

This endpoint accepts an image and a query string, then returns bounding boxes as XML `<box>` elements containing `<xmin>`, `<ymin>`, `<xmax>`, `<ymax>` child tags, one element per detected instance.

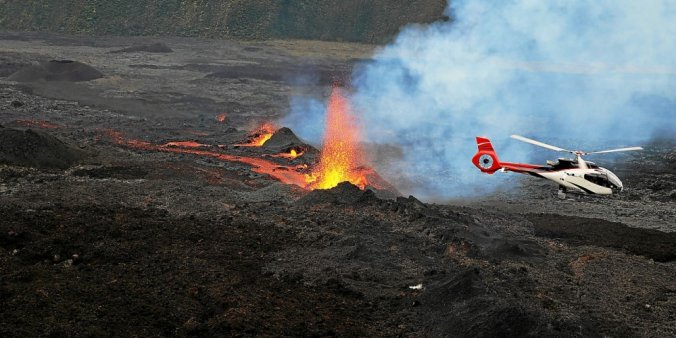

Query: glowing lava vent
<box><xmin>273</xmin><ymin>148</ymin><xmax>304</xmax><ymax>159</ymax></box>
<box><xmin>306</xmin><ymin>87</ymin><xmax>369</xmax><ymax>190</ymax></box>
<box><xmin>237</xmin><ymin>123</ymin><xmax>276</xmax><ymax>147</ymax></box>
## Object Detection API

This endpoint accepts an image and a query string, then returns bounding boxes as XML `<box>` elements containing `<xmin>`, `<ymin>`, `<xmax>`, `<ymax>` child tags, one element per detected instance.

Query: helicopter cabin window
<box><xmin>584</xmin><ymin>173</ymin><xmax>610</xmax><ymax>187</ymax></box>
<box><xmin>550</xmin><ymin>158</ymin><xmax>600</xmax><ymax>170</ymax></box>
<box><xmin>551</xmin><ymin>159</ymin><xmax>577</xmax><ymax>170</ymax></box>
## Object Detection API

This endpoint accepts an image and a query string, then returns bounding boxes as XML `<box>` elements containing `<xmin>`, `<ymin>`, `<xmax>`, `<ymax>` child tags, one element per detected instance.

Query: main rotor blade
<box><xmin>510</xmin><ymin>135</ymin><xmax>572</xmax><ymax>153</ymax></box>
<box><xmin>585</xmin><ymin>146</ymin><xmax>643</xmax><ymax>155</ymax></box>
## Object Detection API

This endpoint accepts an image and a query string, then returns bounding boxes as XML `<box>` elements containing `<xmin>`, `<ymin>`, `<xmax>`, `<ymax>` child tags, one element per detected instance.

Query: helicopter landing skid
<box><xmin>557</xmin><ymin>188</ymin><xmax>567</xmax><ymax>200</ymax></box>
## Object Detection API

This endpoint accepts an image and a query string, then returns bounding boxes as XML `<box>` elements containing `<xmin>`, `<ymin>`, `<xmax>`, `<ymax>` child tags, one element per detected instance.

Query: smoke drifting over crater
<box><xmin>285</xmin><ymin>0</ymin><xmax>676</xmax><ymax>198</ymax></box>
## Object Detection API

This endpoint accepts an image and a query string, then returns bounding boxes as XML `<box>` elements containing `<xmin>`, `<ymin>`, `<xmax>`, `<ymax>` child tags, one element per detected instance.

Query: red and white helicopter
<box><xmin>472</xmin><ymin>135</ymin><xmax>643</xmax><ymax>198</ymax></box>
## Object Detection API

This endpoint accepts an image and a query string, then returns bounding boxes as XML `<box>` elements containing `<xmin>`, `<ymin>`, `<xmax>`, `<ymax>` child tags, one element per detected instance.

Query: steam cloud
<box><xmin>283</xmin><ymin>0</ymin><xmax>676</xmax><ymax>199</ymax></box>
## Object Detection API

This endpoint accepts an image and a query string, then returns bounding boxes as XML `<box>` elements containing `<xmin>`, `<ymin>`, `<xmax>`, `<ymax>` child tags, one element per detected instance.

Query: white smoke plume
<box><xmin>284</xmin><ymin>0</ymin><xmax>676</xmax><ymax>198</ymax></box>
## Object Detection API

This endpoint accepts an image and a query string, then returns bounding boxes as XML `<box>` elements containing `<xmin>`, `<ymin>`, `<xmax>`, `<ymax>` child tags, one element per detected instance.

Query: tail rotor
<box><xmin>472</xmin><ymin>137</ymin><xmax>502</xmax><ymax>174</ymax></box>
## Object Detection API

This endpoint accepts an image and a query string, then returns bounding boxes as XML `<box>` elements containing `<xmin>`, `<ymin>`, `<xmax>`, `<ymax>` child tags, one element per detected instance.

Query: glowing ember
<box><xmin>306</xmin><ymin>87</ymin><xmax>369</xmax><ymax>190</ymax></box>
<box><xmin>288</xmin><ymin>149</ymin><xmax>301</xmax><ymax>158</ymax></box>
<box><xmin>216</xmin><ymin>113</ymin><xmax>227</xmax><ymax>123</ymax></box>
<box><xmin>15</xmin><ymin>119</ymin><xmax>59</xmax><ymax>129</ymax></box>
<box><xmin>236</xmin><ymin>123</ymin><xmax>276</xmax><ymax>147</ymax></box>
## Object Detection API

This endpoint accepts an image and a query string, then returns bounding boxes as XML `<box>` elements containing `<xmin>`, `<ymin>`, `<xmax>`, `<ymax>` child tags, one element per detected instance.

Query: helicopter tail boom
<box><xmin>472</xmin><ymin>137</ymin><xmax>544</xmax><ymax>174</ymax></box>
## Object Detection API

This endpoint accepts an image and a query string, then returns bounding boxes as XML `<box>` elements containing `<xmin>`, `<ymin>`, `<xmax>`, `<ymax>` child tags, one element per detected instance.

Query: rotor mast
<box><xmin>575</xmin><ymin>152</ymin><xmax>588</xmax><ymax>169</ymax></box>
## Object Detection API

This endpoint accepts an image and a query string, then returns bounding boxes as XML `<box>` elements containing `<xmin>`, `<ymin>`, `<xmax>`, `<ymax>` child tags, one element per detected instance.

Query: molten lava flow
<box><xmin>306</xmin><ymin>87</ymin><xmax>369</xmax><ymax>190</ymax></box>
<box><xmin>162</xmin><ymin>141</ymin><xmax>207</xmax><ymax>148</ymax></box>
<box><xmin>104</xmin><ymin>130</ymin><xmax>309</xmax><ymax>188</ymax></box>
<box><xmin>236</xmin><ymin>123</ymin><xmax>276</xmax><ymax>147</ymax></box>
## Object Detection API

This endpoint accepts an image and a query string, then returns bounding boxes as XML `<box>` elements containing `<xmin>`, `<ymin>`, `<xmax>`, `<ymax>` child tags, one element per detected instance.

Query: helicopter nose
<box><xmin>603</xmin><ymin>168</ymin><xmax>623</xmax><ymax>191</ymax></box>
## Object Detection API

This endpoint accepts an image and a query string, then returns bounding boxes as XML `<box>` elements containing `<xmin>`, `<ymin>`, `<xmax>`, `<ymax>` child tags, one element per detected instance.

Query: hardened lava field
<box><xmin>0</xmin><ymin>32</ymin><xmax>674</xmax><ymax>337</ymax></box>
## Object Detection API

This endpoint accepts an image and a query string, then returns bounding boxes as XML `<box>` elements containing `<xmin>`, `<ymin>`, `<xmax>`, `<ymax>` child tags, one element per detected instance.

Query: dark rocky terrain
<box><xmin>0</xmin><ymin>1</ymin><xmax>448</xmax><ymax>43</ymax></box>
<box><xmin>110</xmin><ymin>42</ymin><xmax>174</xmax><ymax>54</ymax></box>
<box><xmin>0</xmin><ymin>32</ymin><xmax>674</xmax><ymax>337</ymax></box>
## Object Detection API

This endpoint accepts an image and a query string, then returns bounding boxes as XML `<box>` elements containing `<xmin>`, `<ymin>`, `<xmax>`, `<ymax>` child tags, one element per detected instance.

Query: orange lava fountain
<box><xmin>306</xmin><ymin>87</ymin><xmax>368</xmax><ymax>190</ymax></box>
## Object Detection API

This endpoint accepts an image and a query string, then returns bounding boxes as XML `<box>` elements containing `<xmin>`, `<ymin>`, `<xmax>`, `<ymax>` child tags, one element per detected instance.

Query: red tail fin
<box><xmin>472</xmin><ymin>137</ymin><xmax>501</xmax><ymax>174</ymax></box>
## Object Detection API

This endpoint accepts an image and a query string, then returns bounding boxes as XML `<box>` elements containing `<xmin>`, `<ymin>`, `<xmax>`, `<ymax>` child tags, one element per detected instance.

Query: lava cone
<box><xmin>9</xmin><ymin>60</ymin><xmax>104</xmax><ymax>82</ymax></box>
<box><xmin>0</xmin><ymin>128</ymin><xmax>87</xmax><ymax>169</ymax></box>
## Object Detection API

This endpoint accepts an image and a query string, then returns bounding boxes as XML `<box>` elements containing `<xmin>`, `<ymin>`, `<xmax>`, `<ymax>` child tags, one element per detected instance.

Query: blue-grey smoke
<box><xmin>283</xmin><ymin>0</ymin><xmax>676</xmax><ymax>199</ymax></box>
<box><xmin>282</xmin><ymin>95</ymin><xmax>327</xmax><ymax>143</ymax></box>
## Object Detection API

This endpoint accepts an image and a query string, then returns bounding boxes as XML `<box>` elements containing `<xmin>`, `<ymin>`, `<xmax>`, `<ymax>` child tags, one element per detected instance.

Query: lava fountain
<box><xmin>306</xmin><ymin>87</ymin><xmax>369</xmax><ymax>190</ymax></box>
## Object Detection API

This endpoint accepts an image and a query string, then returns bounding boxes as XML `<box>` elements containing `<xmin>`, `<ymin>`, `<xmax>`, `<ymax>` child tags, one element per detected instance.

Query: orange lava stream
<box><xmin>306</xmin><ymin>87</ymin><xmax>369</xmax><ymax>190</ymax></box>
<box><xmin>105</xmin><ymin>130</ymin><xmax>309</xmax><ymax>188</ymax></box>
<box><xmin>162</xmin><ymin>141</ymin><xmax>207</xmax><ymax>148</ymax></box>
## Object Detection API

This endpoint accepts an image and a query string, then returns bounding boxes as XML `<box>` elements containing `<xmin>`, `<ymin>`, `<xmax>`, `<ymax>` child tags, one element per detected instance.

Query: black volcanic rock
<box><xmin>110</xmin><ymin>42</ymin><xmax>173</xmax><ymax>54</ymax></box>
<box><xmin>529</xmin><ymin>214</ymin><xmax>676</xmax><ymax>262</ymax></box>
<box><xmin>297</xmin><ymin>182</ymin><xmax>377</xmax><ymax>205</ymax></box>
<box><xmin>263</xmin><ymin>127</ymin><xmax>305</xmax><ymax>149</ymax></box>
<box><xmin>425</xmin><ymin>269</ymin><xmax>486</xmax><ymax>302</ymax></box>
<box><xmin>263</xmin><ymin>127</ymin><xmax>320</xmax><ymax>162</ymax></box>
<box><xmin>8</xmin><ymin>60</ymin><xmax>104</xmax><ymax>82</ymax></box>
<box><xmin>0</xmin><ymin>53</ymin><xmax>30</xmax><ymax>77</ymax></box>
<box><xmin>0</xmin><ymin>128</ymin><xmax>86</xmax><ymax>169</ymax></box>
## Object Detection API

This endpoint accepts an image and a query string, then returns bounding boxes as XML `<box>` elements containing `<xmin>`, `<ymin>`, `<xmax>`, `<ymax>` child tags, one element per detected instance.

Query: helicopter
<box><xmin>472</xmin><ymin>135</ymin><xmax>643</xmax><ymax>199</ymax></box>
